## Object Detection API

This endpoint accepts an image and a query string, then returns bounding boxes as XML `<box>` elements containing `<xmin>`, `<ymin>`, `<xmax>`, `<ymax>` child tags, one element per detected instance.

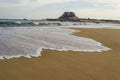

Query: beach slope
<box><xmin>0</xmin><ymin>28</ymin><xmax>120</xmax><ymax>80</ymax></box>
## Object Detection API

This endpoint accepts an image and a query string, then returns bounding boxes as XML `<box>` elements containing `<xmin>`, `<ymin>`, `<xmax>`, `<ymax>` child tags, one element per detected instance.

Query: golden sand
<box><xmin>0</xmin><ymin>28</ymin><xmax>120</xmax><ymax>80</ymax></box>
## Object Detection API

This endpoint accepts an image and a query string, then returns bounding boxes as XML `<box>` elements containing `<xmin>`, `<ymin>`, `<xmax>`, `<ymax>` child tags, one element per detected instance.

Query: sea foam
<box><xmin>0</xmin><ymin>26</ymin><xmax>111</xmax><ymax>59</ymax></box>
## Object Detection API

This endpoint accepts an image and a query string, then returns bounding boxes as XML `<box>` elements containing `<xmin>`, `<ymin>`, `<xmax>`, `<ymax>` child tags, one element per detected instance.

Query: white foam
<box><xmin>61</xmin><ymin>23</ymin><xmax>120</xmax><ymax>29</ymax></box>
<box><xmin>0</xmin><ymin>26</ymin><xmax>111</xmax><ymax>60</ymax></box>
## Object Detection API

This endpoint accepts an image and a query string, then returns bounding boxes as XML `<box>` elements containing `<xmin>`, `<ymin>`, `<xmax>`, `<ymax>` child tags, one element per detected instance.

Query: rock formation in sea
<box><xmin>59</xmin><ymin>12</ymin><xmax>79</xmax><ymax>21</ymax></box>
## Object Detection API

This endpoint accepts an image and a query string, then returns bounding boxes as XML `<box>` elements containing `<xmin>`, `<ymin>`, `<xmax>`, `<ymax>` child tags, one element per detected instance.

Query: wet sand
<box><xmin>0</xmin><ymin>28</ymin><xmax>120</xmax><ymax>80</ymax></box>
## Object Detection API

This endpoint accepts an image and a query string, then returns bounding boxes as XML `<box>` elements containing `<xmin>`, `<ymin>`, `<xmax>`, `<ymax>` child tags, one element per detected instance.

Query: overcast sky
<box><xmin>0</xmin><ymin>0</ymin><xmax>120</xmax><ymax>20</ymax></box>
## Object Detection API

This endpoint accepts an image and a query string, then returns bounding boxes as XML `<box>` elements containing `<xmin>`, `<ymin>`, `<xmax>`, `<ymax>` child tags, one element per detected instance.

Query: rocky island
<box><xmin>59</xmin><ymin>12</ymin><xmax>79</xmax><ymax>21</ymax></box>
<box><xmin>47</xmin><ymin>12</ymin><xmax>120</xmax><ymax>24</ymax></box>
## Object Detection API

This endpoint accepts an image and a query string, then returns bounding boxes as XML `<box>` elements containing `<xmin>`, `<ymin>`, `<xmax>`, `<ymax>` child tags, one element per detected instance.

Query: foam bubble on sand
<box><xmin>0</xmin><ymin>27</ymin><xmax>111</xmax><ymax>60</ymax></box>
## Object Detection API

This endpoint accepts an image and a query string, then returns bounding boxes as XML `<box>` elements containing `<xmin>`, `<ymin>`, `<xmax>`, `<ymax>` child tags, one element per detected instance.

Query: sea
<box><xmin>0</xmin><ymin>19</ymin><xmax>119</xmax><ymax>60</ymax></box>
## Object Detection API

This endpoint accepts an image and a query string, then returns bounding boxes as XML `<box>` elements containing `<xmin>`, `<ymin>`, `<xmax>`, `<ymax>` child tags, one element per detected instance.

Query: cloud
<box><xmin>84</xmin><ymin>0</ymin><xmax>120</xmax><ymax>8</ymax></box>
<box><xmin>0</xmin><ymin>0</ymin><xmax>120</xmax><ymax>8</ymax></box>
<box><xmin>0</xmin><ymin>0</ymin><xmax>120</xmax><ymax>19</ymax></box>
<box><xmin>0</xmin><ymin>0</ymin><xmax>79</xmax><ymax>7</ymax></box>
<box><xmin>31</xmin><ymin>0</ymin><xmax>78</xmax><ymax>6</ymax></box>
<box><xmin>0</xmin><ymin>0</ymin><xmax>28</xmax><ymax>7</ymax></box>
<box><xmin>73</xmin><ymin>8</ymin><xmax>120</xmax><ymax>19</ymax></box>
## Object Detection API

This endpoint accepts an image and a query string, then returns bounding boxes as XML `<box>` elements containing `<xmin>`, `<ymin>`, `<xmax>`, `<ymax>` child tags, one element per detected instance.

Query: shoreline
<box><xmin>0</xmin><ymin>27</ymin><xmax>111</xmax><ymax>60</ymax></box>
<box><xmin>0</xmin><ymin>28</ymin><xmax>120</xmax><ymax>80</ymax></box>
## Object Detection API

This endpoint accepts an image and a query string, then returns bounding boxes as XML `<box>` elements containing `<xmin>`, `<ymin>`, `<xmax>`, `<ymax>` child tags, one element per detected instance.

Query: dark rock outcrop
<box><xmin>59</xmin><ymin>12</ymin><xmax>79</xmax><ymax>21</ymax></box>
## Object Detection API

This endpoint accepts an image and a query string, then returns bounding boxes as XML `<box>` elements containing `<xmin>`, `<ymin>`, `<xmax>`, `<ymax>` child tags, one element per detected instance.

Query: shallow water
<box><xmin>0</xmin><ymin>26</ymin><xmax>111</xmax><ymax>59</ymax></box>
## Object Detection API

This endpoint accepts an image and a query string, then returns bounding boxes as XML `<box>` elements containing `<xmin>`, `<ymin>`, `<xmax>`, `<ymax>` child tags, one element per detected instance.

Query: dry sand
<box><xmin>0</xmin><ymin>28</ymin><xmax>120</xmax><ymax>80</ymax></box>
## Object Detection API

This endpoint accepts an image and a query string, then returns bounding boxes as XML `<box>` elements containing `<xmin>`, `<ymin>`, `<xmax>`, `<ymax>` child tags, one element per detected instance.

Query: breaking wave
<box><xmin>0</xmin><ymin>19</ymin><xmax>120</xmax><ymax>29</ymax></box>
<box><xmin>0</xmin><ymin>19</ymin><xmax>87</xmax><ymax>27</ymax></box>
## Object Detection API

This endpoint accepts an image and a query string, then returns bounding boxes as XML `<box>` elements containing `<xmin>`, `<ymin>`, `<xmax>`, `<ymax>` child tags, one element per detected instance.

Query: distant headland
<box><xmin>0</xmin><ymin>12</ymin><xmax>120</xmax><ymax>24</ymax></box>
<box><xmin>46</xmin><ymin>12</ymin><xmax>120</xmax><ymax>24</ymax></box>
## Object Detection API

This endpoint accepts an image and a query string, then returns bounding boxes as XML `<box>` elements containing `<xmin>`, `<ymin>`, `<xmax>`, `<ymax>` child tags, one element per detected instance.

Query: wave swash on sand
<box><xmin>0</xmin><ymin>27</ymin><xmax>111</xmax><ymax>60</ymax></box>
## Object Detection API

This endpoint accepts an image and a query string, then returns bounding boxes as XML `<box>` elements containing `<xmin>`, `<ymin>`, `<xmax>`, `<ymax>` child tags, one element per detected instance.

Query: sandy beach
<box><xmin>0</xmin><ymin>28</ymin><xmax>120</xmax><ymax>80</ymax></box>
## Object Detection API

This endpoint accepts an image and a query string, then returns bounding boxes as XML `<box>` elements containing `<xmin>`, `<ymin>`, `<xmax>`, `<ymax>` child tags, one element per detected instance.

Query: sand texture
<box><xmin>0</xmin><ymin>28</ymin><xmax>120</xmax><ymax>80</ymax></box>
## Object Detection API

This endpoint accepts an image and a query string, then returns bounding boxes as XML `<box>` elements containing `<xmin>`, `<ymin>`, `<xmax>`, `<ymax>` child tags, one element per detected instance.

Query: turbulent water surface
<box><xmin>0</xmin><ymin>26</ymin><xmax>111</xmax><ymax>59</ymax></box>
<box><xmin>1</xmin><ymin>19</ymin><xmax>117</xmax><ymax>59</ymax></box>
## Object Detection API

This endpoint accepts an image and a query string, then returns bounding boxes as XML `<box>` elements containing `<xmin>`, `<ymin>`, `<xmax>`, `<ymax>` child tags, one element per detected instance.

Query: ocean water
<box><xmin>0</xmin><ymin>19</ymin><xmax>120</xmax><ymax>29</ymax></box>
<box><xmin>0</xmin><ymin>19</ymin><xmax>116</xmax><ymax>59</ymax></box>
